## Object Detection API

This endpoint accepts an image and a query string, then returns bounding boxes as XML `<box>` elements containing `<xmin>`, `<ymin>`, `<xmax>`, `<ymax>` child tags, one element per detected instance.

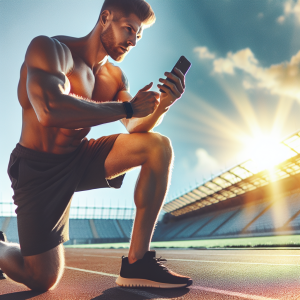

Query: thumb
<box><xmin>139</xmin><ymin>82</ymin><xmax>153</xmax><ymax>92</ymax></box>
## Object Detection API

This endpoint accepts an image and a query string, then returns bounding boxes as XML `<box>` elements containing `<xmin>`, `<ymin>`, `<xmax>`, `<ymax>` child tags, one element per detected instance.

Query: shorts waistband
<box><xmin>12</xmin><ymin>142</ymin><xmax>85</xmax><ymax>163</ymax></box>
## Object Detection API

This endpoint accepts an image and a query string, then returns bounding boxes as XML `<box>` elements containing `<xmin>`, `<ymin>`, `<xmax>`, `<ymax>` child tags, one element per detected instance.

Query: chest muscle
<box><xmin>67</xmin><ymin>59</ymin><xmax>120</xmax><ymax>103</ymax></box>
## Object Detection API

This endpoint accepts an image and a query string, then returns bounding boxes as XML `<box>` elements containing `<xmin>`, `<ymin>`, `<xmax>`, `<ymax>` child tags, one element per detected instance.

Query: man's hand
<box><xmin>157</xmin><ymin>68</ymin><xmax>185</xmax><ymax>109</ymax></box>
<box><xmin>130</xmin><ymin>83</ymin><xmax>160</xmax><ymax>118</ymax></box>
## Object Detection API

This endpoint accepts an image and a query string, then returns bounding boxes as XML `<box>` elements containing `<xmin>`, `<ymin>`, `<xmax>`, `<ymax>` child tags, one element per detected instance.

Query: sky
<box><xmin>1</xmin><ymin>0</ymin><xmax>300</xmax><ymax>215</ymax></box>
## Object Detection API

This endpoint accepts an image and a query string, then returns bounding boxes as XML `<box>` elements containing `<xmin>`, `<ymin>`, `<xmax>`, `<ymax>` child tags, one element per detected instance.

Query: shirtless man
<box><xmin>0</xmin><ymin>0</ymin><xmax>192</xmax><ymax>291</ymax></box>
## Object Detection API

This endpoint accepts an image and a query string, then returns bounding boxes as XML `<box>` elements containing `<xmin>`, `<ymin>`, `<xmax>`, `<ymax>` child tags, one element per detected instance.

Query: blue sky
<box><xmin>1</xmin><ymin>0</ymin><xmax>300</xmax><ymax>213</ymax></box>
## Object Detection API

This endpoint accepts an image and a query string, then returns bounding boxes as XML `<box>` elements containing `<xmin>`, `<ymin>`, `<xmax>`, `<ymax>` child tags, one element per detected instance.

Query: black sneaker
<box><xmin>0</xmin><ymin>231</ymin><xmax>7</xmax><ymax>243</ymax></box>
<box><xmin>0</xmin><ymin>231</ymin><xmax>7</xmax><ymax>280</ymax></box>
<box><xmin>116</xmin><ymin>250</ymin><xmax>192</xmax><ymax>288</ymax></box>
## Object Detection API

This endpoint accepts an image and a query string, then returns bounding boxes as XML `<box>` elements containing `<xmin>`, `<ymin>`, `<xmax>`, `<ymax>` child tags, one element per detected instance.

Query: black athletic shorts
<box><xmin>7</xmin><ymin>134</ymin><xmax>125</xmax><ymax>256</ymax></box>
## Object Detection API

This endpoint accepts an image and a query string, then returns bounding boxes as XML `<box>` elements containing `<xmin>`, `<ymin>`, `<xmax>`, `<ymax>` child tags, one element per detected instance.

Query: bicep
<box><xmin>26</xmin><ymin>67</ymin><xmax>66</xmax><ymax>104</ymax></box>
<box><xmin>25</xmin><ymin>35</ymin><xmax>72</xmax><ymax>97</ymax></box>
<box><xmin>25</xmin><ymin>36</ymin><xmax>72</xmax><ymax>117</ymax></box>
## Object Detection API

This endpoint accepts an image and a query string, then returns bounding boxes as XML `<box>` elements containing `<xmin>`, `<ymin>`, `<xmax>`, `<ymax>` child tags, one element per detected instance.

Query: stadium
<box><xmin>2</xmin><ymin>0</ymin><xmax>300</xmax><ymax>299</ymax></box>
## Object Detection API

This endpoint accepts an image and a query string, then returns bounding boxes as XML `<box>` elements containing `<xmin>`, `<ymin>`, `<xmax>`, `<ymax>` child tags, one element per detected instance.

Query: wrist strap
<box><xmin>123</xmin><ymin>101</ymin><xmax>134</xmax><ymax>119</ymax></box>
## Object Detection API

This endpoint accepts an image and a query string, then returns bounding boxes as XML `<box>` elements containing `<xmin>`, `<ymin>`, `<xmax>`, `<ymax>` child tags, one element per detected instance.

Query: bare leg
<box><xmin>0</xmin><ymin>241</ymin><xmax>64</xmax><ymax>291</ymax></box>
<box><xmin>105</xmin><ymin>132</ymin><xmax>173</xmax><ymax>264</ymax></box>
<box><xmin>129</xmin><ymin>137</ymin><xmax>173</xmax><ymax>263</ymax></box>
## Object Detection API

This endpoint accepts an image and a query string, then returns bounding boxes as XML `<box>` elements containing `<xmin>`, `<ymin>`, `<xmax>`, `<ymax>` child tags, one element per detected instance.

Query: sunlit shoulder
<box><xmin>25</xmin><ymin>35</ymin><xmax>74</xmax><ymax>75</ymax></box>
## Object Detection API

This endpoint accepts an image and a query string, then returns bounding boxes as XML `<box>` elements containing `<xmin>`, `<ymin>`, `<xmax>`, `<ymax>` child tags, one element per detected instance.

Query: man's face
<box><xmin>100</xmin><ymin>13</ymin><xmax>144</xmax><ymax>62</ymax></box>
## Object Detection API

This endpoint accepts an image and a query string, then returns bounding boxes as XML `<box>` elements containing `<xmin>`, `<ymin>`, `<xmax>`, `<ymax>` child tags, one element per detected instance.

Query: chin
<box><xmin>109</xmin><ymin>50</ymin><xmax>126</xmax><ymax>62</ymax></box>
<box><xmin>115</xmin><ymin>55</ymin><xmax>126</xmax><ymax>62</ymax></box>
<box><xmin>111</xmin><ymin>54</ymin><xmax>126</xmax><ymax>62</ymax></box>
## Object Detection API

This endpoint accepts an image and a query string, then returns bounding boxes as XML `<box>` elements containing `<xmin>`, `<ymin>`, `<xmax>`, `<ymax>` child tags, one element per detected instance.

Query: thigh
<box><xmin>104</xmin><ymin>132</ymin><xmax>163</xmax><ymax>179</ymax></box>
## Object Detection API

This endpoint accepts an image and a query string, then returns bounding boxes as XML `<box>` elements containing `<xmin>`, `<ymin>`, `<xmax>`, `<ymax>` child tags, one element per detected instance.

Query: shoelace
<box><xmin>152</xmin><ymin>256</ymin><xmax>168</xmax><ymax>271</ymax></box>
<box><xmin>155</xmin><ymin>256</ymin><xmax>167</xmax><ymax>263</ymax></box>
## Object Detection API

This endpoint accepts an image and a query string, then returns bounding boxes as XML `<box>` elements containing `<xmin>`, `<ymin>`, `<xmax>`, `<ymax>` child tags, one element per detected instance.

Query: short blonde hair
<box><xmin>100</xmin><ymin>0</ymin><xmax>156</xmax><ymax>27</ymax></box>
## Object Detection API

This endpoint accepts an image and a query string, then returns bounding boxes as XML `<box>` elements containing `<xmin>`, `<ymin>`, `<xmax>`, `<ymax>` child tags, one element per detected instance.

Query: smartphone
<box><xmin>159</xmin><ymin>56</ymin><xmax>192</xmax><ymax>93</ymax></box>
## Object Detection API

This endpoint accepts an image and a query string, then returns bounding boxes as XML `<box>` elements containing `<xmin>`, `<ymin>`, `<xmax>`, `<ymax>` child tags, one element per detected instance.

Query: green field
<box><xmin>64</xmin><ymin>235</ymin><xmax>300</xmax><ymax>249</ymax></box>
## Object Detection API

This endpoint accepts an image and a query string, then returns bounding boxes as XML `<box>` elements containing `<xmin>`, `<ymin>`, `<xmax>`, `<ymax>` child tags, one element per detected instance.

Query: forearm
<box><xmin>126</xmin><ymin>104</ymin><xmax>169</xmax><ymax>133</ymax></box>
<box><xmin>41</xmin><ymin>94</ymin><xmax>126</xmax><ymax>128</ymax></box>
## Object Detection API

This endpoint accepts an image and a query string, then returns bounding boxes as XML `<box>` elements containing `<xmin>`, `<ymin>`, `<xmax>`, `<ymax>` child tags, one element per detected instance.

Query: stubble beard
<box><xmin>100</xmin><ymin>24</ymin><xmax>125</xmax><ymax>62</ymax></box>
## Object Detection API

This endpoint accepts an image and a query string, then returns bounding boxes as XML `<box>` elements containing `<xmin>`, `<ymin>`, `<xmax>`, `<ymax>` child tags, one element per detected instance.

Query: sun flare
<box><xmin>243</xmin><ymin>134</ymin><xmax>297</xmax><ymax>174</ymax></box>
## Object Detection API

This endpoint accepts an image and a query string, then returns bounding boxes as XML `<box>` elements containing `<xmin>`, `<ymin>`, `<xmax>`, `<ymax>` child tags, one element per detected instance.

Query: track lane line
<box><xmin>65</xmin><ymin>266</ymin><xmax>118</xmax><ymax>277</ymax></box>
<box><xmin>168</xmin><ymin>258</ymin><xmax>299</xmax><ymax>266</ymax></box>
<box><xmin>162</xmin><ymin>252</ymin><xmax>300</xmax><ymax>257</ymax></box>
<box><xmin>65</xmin><ymin>266</ymin><xmax>279</xmax><ymax>300</ymax></box>
<box><xmin>65</xmin><ymin>267</ymin><xmax>167</xmax><ymax>299</ymax></box>
<box><xmin>190</xmin><ymin>286</ymin><xmax>278</xmax><ymax>300</ymax></box>
<box><xmin>82</xmin><ymin>254</ymin><xmax>299</xmax><ymax>266</ymax></box>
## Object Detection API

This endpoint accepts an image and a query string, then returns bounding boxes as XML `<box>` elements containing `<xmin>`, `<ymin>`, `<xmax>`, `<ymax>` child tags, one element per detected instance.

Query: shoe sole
<box><xmin>116</xmin><ymin>276</ymin><xmax>190</xmax><ymax>288</ymax></box>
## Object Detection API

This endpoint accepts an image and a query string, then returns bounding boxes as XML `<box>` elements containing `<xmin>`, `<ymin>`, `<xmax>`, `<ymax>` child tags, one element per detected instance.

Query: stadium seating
<box><xmin>69</xmin><ymin>219</ymin><xmax>94</xmax><ymax>239</ymax></box>
<box><xmin>160</xmin><ymin>219</ymin><xmax>196</xmax><ymax>240</ymax></box>
<box><xmin>282</xmin><ymin>193</ymin><xmax>300</xmax><ymax>229</ymax></box>
<box><xmin>0</xmin><ymin>217</ymin><xmax>6</xmax><ymax>231</ymax></box>
<box><xmin>5</xmin><ymin>217</ymin><xmax>19</xmax><ymax>243</ymax></box>
<box><xmin>213</xmin><ymin>202</ymin><xmax>269</xmax><ymax>236</ymax></box>
<box><xmin>176</xmin><ymin>214</ymin><xmax>215</xmax><ymax>239</ymax></box>
<box><xmin>116</xmin><ymin>219</ymin><xmax>133</xmax><ymax>238</ymax></box>
<box><xmin>152</xmin><ymin>220</ymin><xmax>186</xmax><ymax>240</ymax></box>
<box><xmin>245</xmin><ymin>193</ymin><xmax>300</xmax><ymax>233</ymax></box>
<box><xmin>94</xmin><ymin>219</ymin><xmax>123</xmax><ymax>239</ymax></box>
<box><xmin>193</xmin><ymin>208</ymin><xmax>239</xmax><ymax>237</ymax></box>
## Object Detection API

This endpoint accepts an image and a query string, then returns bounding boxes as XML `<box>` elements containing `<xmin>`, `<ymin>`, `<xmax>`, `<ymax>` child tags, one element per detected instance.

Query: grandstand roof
<box><xmin>164</xmin><ymin>130</ymin><xmax>300</xmax><ymax>217</ymax></box>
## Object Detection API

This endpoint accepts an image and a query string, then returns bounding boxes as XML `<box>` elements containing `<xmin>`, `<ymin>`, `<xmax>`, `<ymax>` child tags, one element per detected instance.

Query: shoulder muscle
<box><xmin>107</xmin><ymin>62</ymin><xmax>130</xmax><ymax>92</ymax></box>
<box><xmin>25</xmin><ymin>35</ymin><xmax>73</xmax><ymax>74</ymax></box>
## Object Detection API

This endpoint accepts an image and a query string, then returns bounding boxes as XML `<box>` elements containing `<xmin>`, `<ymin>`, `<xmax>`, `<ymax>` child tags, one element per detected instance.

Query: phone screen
<box><xmin>173</xmin><ymin>56</ymin><xmax>192</xmax><ymax>75</ymax></box>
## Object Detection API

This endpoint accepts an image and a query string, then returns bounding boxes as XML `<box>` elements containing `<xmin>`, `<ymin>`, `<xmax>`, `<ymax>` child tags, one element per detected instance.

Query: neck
<box><xmin>63</xmin><ymin>25</ymin><xmax>108</xmax><ymax>71</ymax></box>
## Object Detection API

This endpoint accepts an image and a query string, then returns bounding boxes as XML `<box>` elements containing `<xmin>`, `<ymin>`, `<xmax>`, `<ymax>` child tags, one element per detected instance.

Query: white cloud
<box><xmin>194</xmin><ymin>46</ymin><xmax>215</xmax><ymax>60</ymax></box>
<box><xmin>213</xmin><ymin>48</ymin><xmax>258</xmax><ymax>75</ymax></box>
<box><xmin>278</xmin><ymin>0</ymin><xmax>300</xmax><ymax>24</ymax></box>
<box><xmin>213</xmin><ymin>57</ymin><xmax>235</xmax><ymax>74</ymax></box>
<box><xmin>194</xmin><ymin>148</ymin><xmax>219</xmax><ymax>174</ymax></box>
<box><xmin>277</xmin><ymin>15</ymin><xmax>285</xmax><ymax>24</ymax></box>
<box><xmin>258</xmin><ymin>12</ymin><xmax>264</xmax><ymax>19</ymax></box>
<box><xmin>243</xmin><ymin>80</ymin><xmax>254</xmax><ymax>90</ymax></box>
<box><xmin>201</xmin><ymin>46</ymin><xmax>300</xmax><ymax>101</ymax></box>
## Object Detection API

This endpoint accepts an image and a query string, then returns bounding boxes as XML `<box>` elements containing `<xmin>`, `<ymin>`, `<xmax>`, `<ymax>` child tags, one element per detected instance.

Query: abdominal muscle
<box><xmin>19</xmin><ymin>108</ymin><xmax>91</xmax><ymax>154</ymax></box>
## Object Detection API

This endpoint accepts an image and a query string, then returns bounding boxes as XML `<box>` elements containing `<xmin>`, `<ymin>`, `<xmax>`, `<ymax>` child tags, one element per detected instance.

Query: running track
<box><xmin>1</xmin><ymin>248</ymin><xmax>300</xmax><ymax>299</ymax></box>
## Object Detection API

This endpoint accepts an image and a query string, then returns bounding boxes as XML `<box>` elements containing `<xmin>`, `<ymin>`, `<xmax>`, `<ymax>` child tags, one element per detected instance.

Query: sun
<box><xmin>243</xmin><ymin>134</ymin><xmax>296</xmax><ymax>173</ymax></box>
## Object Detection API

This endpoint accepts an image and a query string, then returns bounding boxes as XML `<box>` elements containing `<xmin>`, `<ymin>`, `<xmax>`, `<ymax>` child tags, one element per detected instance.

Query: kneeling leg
<box><xmin>0</xmin><ymin>242</ymin><xmax>64</xmax><ymax>291</ymax></box>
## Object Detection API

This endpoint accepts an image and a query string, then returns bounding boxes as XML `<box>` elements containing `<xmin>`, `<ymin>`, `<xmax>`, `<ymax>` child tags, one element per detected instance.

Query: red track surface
<box><xmin>1</xmin><ymin>248</ymin><xmax>300</xmax><ymax>299</ymax></box>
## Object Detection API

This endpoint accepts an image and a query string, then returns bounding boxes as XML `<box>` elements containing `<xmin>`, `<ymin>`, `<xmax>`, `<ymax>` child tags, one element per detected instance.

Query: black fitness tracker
<box><xmin>123</xmin><ymin>101</ymin><xmax>134</xmax><ymax>119</ymax></box>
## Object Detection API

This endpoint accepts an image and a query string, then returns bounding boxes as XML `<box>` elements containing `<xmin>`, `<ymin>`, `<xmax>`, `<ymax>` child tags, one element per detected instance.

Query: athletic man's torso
<box><xmin>18</xmin><ymin>36</ymin><xmax>126</xmax><ymax>154</ymax></box>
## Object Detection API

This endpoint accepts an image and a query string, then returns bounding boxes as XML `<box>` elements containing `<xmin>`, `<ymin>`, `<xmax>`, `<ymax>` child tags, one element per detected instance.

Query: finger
<box><xmin>158</xmin><ymin>79</ymin><xmax>180</xmax><ymax>97</ymax></box>
<box><xmin>151</xmin><ymin>91</ymin><xmax>160</xmax><ymax>99</ymax></box>
<box><xmin>173</xmin><ymin>68</ymin><xmax>185</xmax><ymax>89</ymax></box>
<box><xmin>157</xmin><ymin>84</ymin><xmax>176</xmax><ymax>97</ymax></box>
<box><xmin>164</xmin><ymin>71</ymin><xmax>184</xmax><ymax>93</ymax></box>
<box><xmin>144</xmin><ymin>91</ymin><xmax>160</xmax><ymax>99</ymax></box>
<box><xmin>139</xmin><ymin>82</ymin><xmax>153</xmax><ymax>92</ymax></box>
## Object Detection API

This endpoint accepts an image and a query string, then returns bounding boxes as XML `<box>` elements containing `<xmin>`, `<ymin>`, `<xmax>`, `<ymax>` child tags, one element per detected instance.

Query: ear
<box><xmin>99</xmin><ymin>10</ymin><xmax>111</xmax><ymax>27</ymax></box>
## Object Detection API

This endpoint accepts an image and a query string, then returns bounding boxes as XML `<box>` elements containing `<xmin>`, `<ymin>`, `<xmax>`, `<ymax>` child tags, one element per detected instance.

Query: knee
<box><xmin>28</xmin><ymin>272</ymin><xmax>61</xmax><ymax>292</ymax></box>
<box><xmin>147</xmin><ymin>133</ymin><xmax>173</xmax><ymax>163</ymax></box>
<box><xmin>25</xmin><ymin>260</ymin><xmax>63</xmax><ymax>292</ymax></box>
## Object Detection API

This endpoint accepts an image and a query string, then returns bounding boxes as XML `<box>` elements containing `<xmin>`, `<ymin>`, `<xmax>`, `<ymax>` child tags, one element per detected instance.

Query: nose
<box><xmin>128</xmin><ymin>35</ymin><xmax>137</xmax><ymax>47</ymax></box>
